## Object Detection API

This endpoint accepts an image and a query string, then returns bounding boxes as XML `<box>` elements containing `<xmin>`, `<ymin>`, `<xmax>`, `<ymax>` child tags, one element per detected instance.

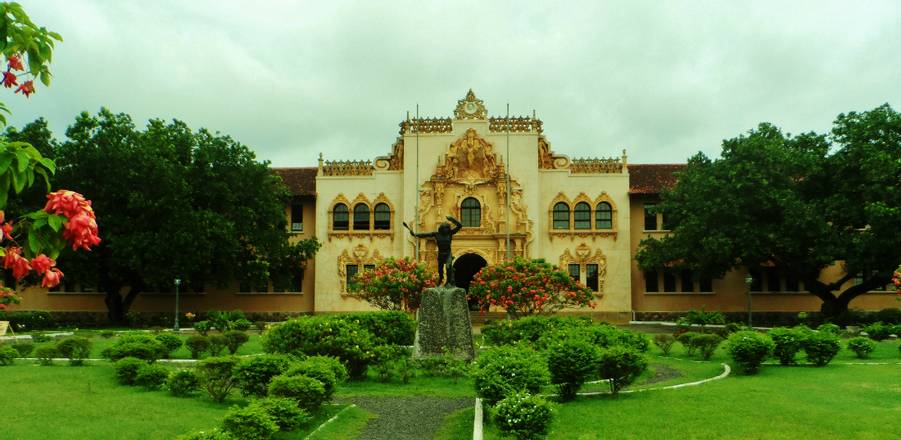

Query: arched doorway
<box><xmin>453</xmin><ymin>253</ymin><xmax>488</xmax><ymax>310</ymax></box>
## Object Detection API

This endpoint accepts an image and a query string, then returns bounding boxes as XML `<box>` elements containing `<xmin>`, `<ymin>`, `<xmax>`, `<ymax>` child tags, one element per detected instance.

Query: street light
<box><xmin>174</xmin><ymin>278</ymin><xmax>182</xmax><ymax>331</ymax></box>
<box><xmin>744</xmin><ymin>274</ymin><xmax>754</xmax><ymax>328</ymax></box>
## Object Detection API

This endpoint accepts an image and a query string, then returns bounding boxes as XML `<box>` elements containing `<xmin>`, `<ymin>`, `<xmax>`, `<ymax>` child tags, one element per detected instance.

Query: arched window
<box><xmin>461</xmin><ymin>197</ymin><xmax>481</xmax><ymax>227</ymax></box>
<box><xmin>333</xmin><ymin>203</ymin><xmax>349</xmax><ymax>230</ymax></box>
<box><xmin>595</xmin><ymin>202</ymin><xmax>613</xmax><ymax>229</ymax></box>
<box><xmin>553</xmin><ymin>202</ymin><xmax>570</xmax><ymax>229</ymax></box>
<box><xmin>353</xmin><ymin>203</ymin><xmax>370</xmax><ymax>230</ymax></box>
<box><xmin>373</xmin><ymin>203</ymin><xmax>391</xmax><ymax>230</ymax></box>
<box><xmin>574</xmin><ymin>202</ymin><xmax>591</xmax><ymax>229</ymax></box>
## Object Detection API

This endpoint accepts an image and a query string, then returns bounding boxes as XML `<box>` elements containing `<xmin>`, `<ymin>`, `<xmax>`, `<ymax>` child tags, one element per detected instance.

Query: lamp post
<box><xmin>744</xmin><ymin>274</ymin><xmax>754</xmax><ymax>328</ymax></box>
<box><xmin>174</xmin><ymin>278</ymin><xmax>182</xmax><ymax>331</ymax></box>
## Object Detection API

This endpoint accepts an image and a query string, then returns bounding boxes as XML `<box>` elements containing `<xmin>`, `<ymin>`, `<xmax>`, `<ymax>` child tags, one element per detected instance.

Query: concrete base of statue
<box><xmin>413</xmin><ymin>286</ymin><xmax>474</xmax><ymax>359</ymax></box>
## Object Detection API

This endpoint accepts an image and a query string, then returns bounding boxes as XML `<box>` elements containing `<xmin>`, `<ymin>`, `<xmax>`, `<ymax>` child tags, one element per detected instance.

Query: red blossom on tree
<box><xmin>30</xmin><ymin>254</ymin><xmax>54</xmax><ymax>274</ymax></box>
<box><xmin>44</xmin><ymin>190</ymin><xmax>101</xmax><ymax>251</ymax></box>
<box><xmin>6</xmin><ymin>54</ymin><xmax>23</xmax><ymax>71</ymax></box>
<box><xmin>348</xmin><ymin>257</ymin><xmax>437</xmax><ymax>312</ymax></box>
<box><xmin>41</xmin><ymin>267</ymin><xmax>63</xmax><ymax>288</ymax></box>
<box><xmin>15</xmin><ymin>79</ymin><xmax>34</xmax><ymax>97</ymax></box>
<box><xmin>1</xmin><ymin>71</ymin><xmax>16</xmax><ymax>88</ymax></box>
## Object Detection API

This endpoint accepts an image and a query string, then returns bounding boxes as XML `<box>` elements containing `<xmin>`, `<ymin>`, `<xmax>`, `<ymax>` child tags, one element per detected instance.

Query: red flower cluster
<box><xmin>4</xmin><ymin>54</ymin><xmax>34</xmax><ymax>97</ymax></box>
<box><xmin>348</xmin><ymin>257</ymin><xmax>437</xmax><ymax>312</ymax></box>
<box><xmin>892</xmin><ymin>265</ymin><xmax>900</xmax><ymax>297</ymax></box>
<box><xmin>44</xmin><ymin>190</ymin><xmax>101</xmax><ymax>251</ymax></box>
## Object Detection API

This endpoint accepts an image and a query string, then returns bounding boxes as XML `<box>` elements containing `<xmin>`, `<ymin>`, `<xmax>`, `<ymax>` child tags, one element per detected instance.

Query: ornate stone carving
<box><xmin>454</xmin><ymin>89</ymin><xmax>487</xmax><ymax>120</ymax></box>
<box><xmin>559</xmin><ymin>243</ymin><xmax>608</xmax><ymax>293</ymax></box>
<box><xmin>436</xmin><ymin>128</ymin><xmax>501</xmax><ymax>181</ymax></box>
<box><xmin>547</xmin><ymin>192</ymin><xmax>618</xmax><ymax>240</ymax></box>
<box><xmin>328</xmin><ymin>193</ymin><xmax>394</xmax><ymax>241</ymax></box>
<box><xmin>374</xmin><ymin>138</ymin><xmax>404</xmax><ymax>170</ymax></box>
<box><xmin>538</xmin><ymin>137</ymin><xmax>569</xmax><ymax>169</ymax></box>
<box><xmin>399</xmin><ymin>118</ymin><xmax>453</xmax><ymax>135</ymax></box>
<box><xmin>321</xmin><ymin>160</ymin><xmax>374</xmax><ymax>176</ymax></box>
<box><xmin>570</xmin><ymin>157</ymin><xmax>624</xmax><ymax>174</ymax></box>
<box><xmin>337</xmin><ymin>244</ymin><xmax>383</xmax><ymax>293</ymax></box>
<box><xmin>489</xmin><ymin>116</ymin><xmax>543</xmax><ymax>133</ymax></box>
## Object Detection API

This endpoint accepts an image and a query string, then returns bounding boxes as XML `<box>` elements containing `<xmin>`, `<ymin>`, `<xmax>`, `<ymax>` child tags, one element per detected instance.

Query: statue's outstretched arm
<box><xmin>447</xmin><ymin>215</ymin><xmax>463</xmax><ymax>234</ymax></box>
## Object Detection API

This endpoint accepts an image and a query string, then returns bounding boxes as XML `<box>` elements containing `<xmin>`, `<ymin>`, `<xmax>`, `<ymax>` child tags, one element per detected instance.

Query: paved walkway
<box><xmin>337</xmin><ymin>396</ymin><xmax>471</xmax><ymax>440</ymax></box>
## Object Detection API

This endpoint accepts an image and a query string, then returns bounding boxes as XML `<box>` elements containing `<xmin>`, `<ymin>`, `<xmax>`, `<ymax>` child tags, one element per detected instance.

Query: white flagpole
<box><xmin>506</xmin><ymin>102</ymin><xmax>511</xmax><ymax>261</ymax></box>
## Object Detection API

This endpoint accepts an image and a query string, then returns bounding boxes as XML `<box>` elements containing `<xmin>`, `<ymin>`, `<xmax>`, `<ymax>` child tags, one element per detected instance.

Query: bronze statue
<box><xmin>404</xmin><ymin>216</ymin><xmax>462</xmax><ymax>287</ymax></box>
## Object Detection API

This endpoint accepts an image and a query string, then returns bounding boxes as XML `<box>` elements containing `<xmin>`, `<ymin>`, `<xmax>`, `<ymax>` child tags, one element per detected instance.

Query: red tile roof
<box><xmin>272</xmin><ymin>167</ymin><xmax>317</xmax><ymax>196</ymax></box>
<box><xmin>629</xmin><ymin>164</ymin><xmax>685</xmax><ymax>194</ymax></box>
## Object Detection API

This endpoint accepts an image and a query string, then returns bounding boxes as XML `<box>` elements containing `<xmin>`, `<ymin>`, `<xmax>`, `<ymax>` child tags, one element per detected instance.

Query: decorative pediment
<box><xmin>559</xmin><ymin>244</ymin><xmax>608</xmax><ymax>293</ymax></box>
<box><xmin>337</xmin><ymin>244</ymin><xmax>383</xmax><ymax>293</ymax></box>
<box><xmin>435</xmin><ymin>128</ymin><xmax>502</xmax><ymax>181</ymax></box>
<box><xmin>454</xmin><ymin>89</ymin><xmax>487</xmax><ymax>120</ymax></box>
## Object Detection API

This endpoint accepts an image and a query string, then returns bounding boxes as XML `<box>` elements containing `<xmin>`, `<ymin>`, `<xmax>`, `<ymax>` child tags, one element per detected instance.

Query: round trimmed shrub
<box><xmin>597</xmin><ymin>346</ymin><xmax>647</xmax><ymax>394</ymax></box>
<box><xmin>677</xmin><ymin>332</ymin><xmax>701</xmax><ymax>356</ymax></box>
<box><xmin>546</xmin><ymin>337</ymin><xmax>600</xmax><ymax>401</ymax></box>
<box><xmin>472</xmin><ymin>345</ymin><xmax>549</xmax><ymax>405</ymax></box>
<box><xmin>193</xmin><ymin>320</ymin><xmax>212</xmax><ymax>336</ymax></box>
<box><xmin>234</xmin><ymin>354</ymin><xmax>293</xmax><ymax>397</ymax></box>
<box><xmin>12</xmin><ymin>342</ymin><xmax>34</xmax><ymax>357</ymax></box>
<box><xmin>208</xmin><ymin>334</ymin><xmax>228</xmax><ymax>357</ymax></box>
<box><xmin>334</xmin><ymin>311</ymin><xmax>416</xmax><ymax>346</ymax></box>
<box><xmin>56</xmin><ymin>337</ymin><xmax>92</xmax><ymax>366</ymax></box>
<box><xmin>493</xmin><ymin>391</ymin><xmax>554</xmax><ymax>440</ymax></box>
<box><xmin>197</xmin><ymin>356</ymin><xmax>240</xmax><ymax>402</ymax></box>
<box><xmin>816</xmin><ymin>323</ymin><xmax>841</xmax><ymax>335</ymax></box>
<box><xmin>846</xmin><ymin>336</ymin><xmax>876</xmax><ymax>359</ymax></box>
<box><xmin>802</xmin><ymin>332</ymin><xmax>841</xmax><ymax>366</ymax></box>
<box><xmin>286</xmin><ymin>359</ymin><xmax>339</xmax><ymax>398</ymax></box>
<box><xmin>481</xmin><ymin>316</ymin><xmax>592</xmax><ymax>347</ymax></box>
<box><xmin>155</xmin><ymin>333</ymin><xmax>184</xmax><ymax>358</ymax></box>
<box><xmin>768</xmin><ymin>327</ymin><xmax>803</xmax><ymax>365</ymax></box>
<box><xmin>232</xmin><ymin>318</ymin><xmax>253</xmax><ymax>331</ymax></box>
<box><xmin>304</xmin><ymin>355</ymin><xmax>348</xmax><ymax>383</ymax></box>
<box><xmin>102</xmin><ymin>334</ymin><xmax>166</xmax><ymax>361</ymax></box>
<box><xmin>221</xmin><ymin>404</ymin><xmax>278</xmax><ymax>440</ymax></box>
<box><xmin>249</xmin><ymin>397</ymin><xmax>312</xmax><ymax>431</ymax></box>
<box><xmin>34</xmin><ymin>344</ymin><xmax>59</xmax><ymax>366</ymax></box>
<box><xmin>863</xmin><ymin>322</ymin><xmax>893</xmax><ymax>341</ymax></box>
<box><xmin>653</xmin><ymin>334</ymin><xmax>675</xmax><ymax>355</ymax></box>
<box><xmin>692</xmin><ymin>333</ymin><xmax>723</xmax><ymax>360</ymax></box>
<box><xmin>0</xmin><ymin>345</ymin><xmax>17</xmax><ymax>365</ymax></box>
<box><xmin>267</xmin><ymin>374</ymin><xmax>327</xmax><ymax>412</ymax></box>
<box><xmin>576</xmin><ymin>324</ymin><xmax>649</xmax><ymax>352</ymax></box>
<box><xmin>262</xmin><ymin>316</ymin><xmax>376</xmax><ymax>379</ymax></box>
<box><xmin>168</xmin><ymin>369</ymin><xmax>201</xmax><ymax>397</ymax></box>
<box><xmin>186</xmin><ymin>335</ymin><xmax>210</xmax><ymax>359</ymax></box>
<box><xmin>115</xmin><ymin>357</ymin><xmax>147</xmax><ymax>385</ymax></box>
<box><xmin>223</xmin><ymin>331</ymin><xmax>249</xmax><ymax>355</ymax></box>
<box><xmin>136</xmin><ymin>363</ymin><xmax>170</xmax><ymax>389</ymax></box>
<box><xmin>726</xmin><ymin>331</ymin><xmax>773</xmax><ymax>374</ymax></box>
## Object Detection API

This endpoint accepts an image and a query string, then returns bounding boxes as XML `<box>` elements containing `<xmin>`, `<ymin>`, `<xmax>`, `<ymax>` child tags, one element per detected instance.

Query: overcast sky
<box><xmin>9</xmin><ymin>0</ymin><xmax>901</xmax><ymax>167</ymax></box>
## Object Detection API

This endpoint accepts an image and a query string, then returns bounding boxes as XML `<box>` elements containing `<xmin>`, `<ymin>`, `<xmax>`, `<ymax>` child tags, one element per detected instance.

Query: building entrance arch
<box><xmin>453</xmin><ymin>253</ymin><xmax>488</xmax><ymax>310</ymax></box>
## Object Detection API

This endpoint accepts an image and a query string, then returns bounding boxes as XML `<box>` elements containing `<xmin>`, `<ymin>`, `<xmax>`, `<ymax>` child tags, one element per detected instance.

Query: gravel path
<box><xmin>337</xmin><ymin>396</ymin><xmax>472</xmax><ymax>440</ymax></box>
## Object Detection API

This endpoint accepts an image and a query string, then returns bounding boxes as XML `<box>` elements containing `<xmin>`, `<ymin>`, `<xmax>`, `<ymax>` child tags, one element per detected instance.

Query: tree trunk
<box><xmin>819</xmin><ymin>295</ymin><xmax>851</xmax><ymax>318</ymax></box>
<box><xmin>104</xmin><ymin>289</ymin><xmax>126</xmax><ymax>324</ymax></box>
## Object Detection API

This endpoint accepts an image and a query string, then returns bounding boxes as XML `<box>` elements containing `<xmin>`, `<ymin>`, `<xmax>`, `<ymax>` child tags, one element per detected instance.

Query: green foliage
<box><xmin>167</xmin><ymin>369</ymin><xmax>201</xmax><ymax>397</ymax></box>
<box><xmin>333</xmin><ymin>311</ymin><xmax>416</xmax><ymax>346</ymax></box>
<box><xmin>472</xmin><ymin>345</ymin><xmax>549</xmax><ymax>405</ymax></box>
<box><xmin>208</xmin><ymin>310</ymin><xmax>247</xmax><ymax>332</ymax></box>
<box><xmin>636</xmin><ymin>105</ymin><xmax>901</xmax><ymax>318</ymax></box>
<box><xmin>414</xmin><ymin>350</ymin><xmax>471</xmax><ymax>383</ymax></box>
<box><xmin>0</xmin><ymin>310</ymin><xmax>55</xmax><ymax>330</ymax></box>
<box><xmin>493</xmin><ymin>392</ymin><xmax>554</xmax><ymax>440</ymax></box>
<box><xmin>223</xmin><ymin>331</ymin><xmax>249</xmax><ymax>355</ymax></box>
<box><xmin>546</xmin><ymin>337</ymin><xmax>601</xmax><ymax>401</ymax></box>
<box><xmin>676</xmin><ymin>332</ymin><xmax>700</xmax><ymax>356</ymax></box>
<box><xmin>11</xmin><ymin>341</ymin><xmax>33</xmax><ymax>357</ymax></box>
<box><xmin>597</xmin><ymin>346</ymin><xmax>648</xmax><ymax>394</ymax></box>
<box><xmin>34</xmin><ymin>344</ymin><xmax>57</xmax><ymax>365</ymax></box>
<box><xmin>233</xmin><ymin>354</ymin><xmax>292</xmax><ymax>398</ymax></box>
<box><xmin>101</xmin><ymin>334</ymin><xmax>165</xmax><ymax>362</ymax></box>
<box><xmin>186</xmin><ymin>335</ymin><xmax>210</xmax><ymax>359</ymax></box>
<box><xmin>691</xmin><ymin>333</ymin><xmax>723</xmax><ymax>360</ymax></box>
<box><xmin>286</xmin><ymin>357</ymin><xmax>340</xmax><ymax>397</ymax></box>
<box><xmin>177</xmin><ymin>429</ymin><xmax>234</xmax><ymax>440</ymax></box>
<box><xmin>197</xmin><ymin>356</ymin><xmax>239</xmax><ymax>403</ymax></box>
<box><xmin>874</xmin><ymin>308</ymin><xmax>901</xmax><ymax>324</ymax></box>
<box><xmin>114</xmin><ymin>357</ymin><xmax>147</xmax><ymax>385</ymax></box>
<box><xmin>0</xmin><ymin>344</ymin><xmax>16</xmax><ymax>365</ymax></box>
<box><xmin>267</xmin><ymin>374</ymin><xmax>327</xmax><ymax>412</ymax></box>
<box><xmin>248</xmin><ymin>397</ymin><xmax>311</xmax><ymax>431</ymax></box>
<box><xmin>221</xmin><ymin>404</ymin><xmax>278</xmax><ymax>440</ymax></box>
<box><xmin>768</xmin><ymin>327</ymin><xmax>804</xmax><ymax>365</ymax></box>
<box><xmin>482</xmin><ymin>316</ymin><xmax>592</xmax><ymax>347</ymax></box>
<box><xmin>653</xmin><ymin>334</ymin><xmax>676</xmax><ymax>355</ymax></box>
<box><xmin>726</xmin><ymin>331</ymin><xmax>774</xmax><ymax>374</ymax></box>
<box><xmin>802</xmin><ymin>332</ymin><xmax>841</xmax><ymax>366</ymax></box>
<box><xmin>469</xmin><ymin>258</ymin><xmax>596</xmax><ymax>317</ymax></box>
<box><xmin>232</xmin><ymin>319</ymin><xmax>252</xmax><ymax>331</ymax></box>
<box><xmin>863</xmin><ymin>322</ymin><xmax>894</xmax><ymax>341</ymax></box>
<box><xmin>348</xmin><ymin>257</ymin><xmax>437</xmax><ymax>311</ymax></box>
<box><xmin>816</xmin><ymin>323</ymin><xmax>841</xmax><ymax>335</ymax></box>
<box><xmin>369</xmin><ymin>344</ymin><xmax>413</xmax><ymax>383</ymax></box>
<box><xmin>846</xmin><ymin>337</ymin><xmax>876</xmax><ymax>359</ymax></box>
<box><xmin>676</xmin><ymin>308</ymin><xmax>726</xmax><ymax>331</ymax></box>
<box><xmin>193</xmin><ymin>321</ymin><xmax>212</xmax><ymax>336</ymax></box>
<box><xmin>155</xmin><ymin>333</ymin><xmax>183</xmax><ymax>358</ymax></box>
<box><xmin>302</xmin><ymin>355</ymin><xmax>348</xmax><ymax>383</ymax></box>
<box><xmin>262</xmin><ymin>316</ymin><xmax>376</xmax><ymax>379</ymax></box>
<box><xmin>207</xmin><ymin>334</ymin><xmax>228</xmax><ymax>357</ymax></box>
<box><xmin>55</xmin><ymin>336</ymin><xmax>91</xmax><ymax>366</ymax></box>
<box><xmin>136</xmin><ymin>363</ymin><xmax>170</xmax><ymax>390</ymax></box>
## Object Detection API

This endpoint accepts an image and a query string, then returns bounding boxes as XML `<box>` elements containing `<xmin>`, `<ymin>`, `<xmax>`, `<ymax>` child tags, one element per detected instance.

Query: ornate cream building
<box><xmin>13</xmin><ymin>90</ymin><xmax>898</xmax><ymax>323</ymax></box>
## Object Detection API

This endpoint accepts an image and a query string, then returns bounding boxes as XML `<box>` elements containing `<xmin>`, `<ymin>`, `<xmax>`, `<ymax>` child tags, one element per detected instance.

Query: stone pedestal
<box><xmin>414</xmin><ymin>287</ymin><xmax>474</xmax><ymax>359</ymax></box>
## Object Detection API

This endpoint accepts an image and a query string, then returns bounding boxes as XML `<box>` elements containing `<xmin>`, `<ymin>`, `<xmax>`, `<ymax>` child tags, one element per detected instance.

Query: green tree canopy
<box><xmin>636</xmin><ymin>104</ymin><xmax>901</xmax><ymax>317</ymax></box>
<box><xmin>47</xmin><ymin>109</ymin><xmax>318</xmax><ymax>322</ymax></box>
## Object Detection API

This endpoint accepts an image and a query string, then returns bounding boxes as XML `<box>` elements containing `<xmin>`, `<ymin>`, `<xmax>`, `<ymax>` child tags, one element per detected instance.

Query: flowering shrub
<box><xmin>893</xmin><ymin>265</ymin><xmax>900</xmax><ymax>297</ymax></box>
<box><xmin>468</xmin><ymin>258</ymin><xmax>596</xmax><ymax>318</ymax></box>
<box><xmin>768</xmin><ymin>327</ymin><xmax>804</xmax><ymax>365</ymax></box>
<box><xmin>726</xmin><ymin>331</ymin><xmax>774</xmax><ymax>374</ymax></box>
<box><xmin>348</xmin><ymin>257</ymin><xmax>437</xmax><ymax>312</ymax></box>
<box><xmin>472</xmin><ymin>345</ymin><xmax>549</xmax><ymax>405</ymax></box>
<box><xmin>546</xmin><ymin>337</ymin><xmax>600</xmax><ymax>401</ymax></box>
<box><xmin>493</xmin><ymin>392</ymin><xmax>554</xmax><ymax>440</ymax></box>
<box><xmin>262</xmin><ymin>316</ymin><xmax>376</xmax><ymax>378</ymax></box>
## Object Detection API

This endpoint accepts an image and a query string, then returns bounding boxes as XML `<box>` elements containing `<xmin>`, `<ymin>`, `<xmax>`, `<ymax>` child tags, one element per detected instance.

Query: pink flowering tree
<box><xmin>348</xmin><ymin>257</ymin><xmax>437</xmax><ymax>312</ymax></box>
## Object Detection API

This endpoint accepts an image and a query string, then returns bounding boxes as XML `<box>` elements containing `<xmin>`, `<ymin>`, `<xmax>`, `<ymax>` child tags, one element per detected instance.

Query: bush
<box><xmin>287</xmin><ymin>358</ymin><xmax>340</xmax><ymax>397</ymax></box>
<box><xmin>208</xmin><ymin>334</ymin><xmax>228</xmax><ymax>356</ymax></box>
<box><xmin>547</xmin><ymin>337</ymin><xmax>600</xmax><ymax>401</ymax></box>
<box><xmin>34</xmin><ymin>344</ymin><xmax>59</xmax><ymax>366</ymax></box>
<box><xmin>102</xmin><ymin>334</ymin><xmax>166</xmax><ymax>361</ymax></box>
<box><xmin>303</xmin><ymin>355</ymin><xmax>348</xmax><ymax>383</ymax></box>
<box><xmin>493</xmin><ymin>392</ymin><xmax>554</xmax><ymax>440</ymax></box>
<box><xmin>692</xmin><ymin>333</ymin><xmax>723</xmax><ymax>360</ymax></box>
<box><xmin>574</xmin><ymin>324</ymin><xmax>649</xmax><ymax>352</ymax></box>
<box><xmin>193</xmin><ymin>320</ymin><xmax>212</xmax><ymax>336</ymax></box>
<box><xmin>168</xmin><ymin>369</ymin><xmax>202</xmax><ymax>397</ymax></box>
<box><xmin>874</xmin><ymin>308</ymin><xmax>901</xmax><ymax>324</ymax></box>
<box><xmin>347</xmin><ymin>257</ymin><xmax>437</xmax><ymax>312</ymax></box>
<box><xmin>12</xmin><ymin>341</ymin><xmax>34</xmax><ymax>357</ymax></box>
<box><xmin>176</xmin><ymin>429</ymin><xmax>233</xmax><ymax>440</ymax></box>
<box><xmin>136</xmin><ymin>363</ymin><xmax>170</xmax><ymax>389</ymax></box>
<box><xmin>262</xmin><ymin>316</ymin><xmax>376</xmax><ymax>379</ymax></box>
<box><xmin>267</xmin><ymin>374</ymin><xmax>327</xmax><ymax>412</ymax></box>
<box><xmin>472</xmin><ymin>345</ymin><xmax>549</xmax><ymax>405</ymax></box>
<box><xmin>234</xmin><ymin>354</ymin><xmax>293</xmax><ymax>397</ymax></box>
<box><xmin>863</xmin><ymin>322</ymin><xmax>894</xmax><ymax>341</ymax></box>
<box><xmin>334</xmin><ymin>311</ymin><xmax>416</xmax><ymax>346</ymax></box>
<box><xmin>482</xmin><ymin>316</ymin><xmax>592</xmax><ymax>347</ymax></box>
<box><xmin>56</xmin><ymin>337</ymin><xmax>92</xmax><ymax>366</ymax></box>
<box><xmin>0</xmin><ymin>310</ymin><xmax>55</xmax><ymax>330</ymax></box>
<box><xmin>186</xmin><ymin>335</ymin><xmax>210</xmax><ymax>359</ymax></box>
<box><xmin>100</xmin><ymin>330</ymin><xmax>115</xmax><ymax>339</ymax></box>
<box><xmin>816</xmin><ymin>323</ymin><xmax>841</xmax><ymax>335</ymax></box>
<box><xmin>802</xmin><ymin>332</ymin><xmax>841</xmax><ymax>366</ymax></box>
<box><xmin>232</xmin><ymin>318</ymin><xmax>253</xmax><ymax>331</ymax></box>
<box><xmin>249</xmin><ymin>397</ymin><xmax>312</xmax><ymax>431</ymax></box>
<box><xmin>653</xmin><ymin>334</ymin><xmax>675</xmax><ymax>355</ymax></box>
<box><xmin>221</xmin><ymin>404</ymin><xmax>278</xmax><ymax>440</ymax></box>
<box><xmin>597</xmin><ymin>346</ymin><xmax>647</xmax><ymax>394</ymax></box>
<box><xmin>209</xmin><ymin>310</ymin><xmax>248</xmax><ymax>332</ymax></box>
<box><xmin>846</xmin><ymin>336</ymin><xmax>876</xmax><ymax>359</ymax></box>
<box><xmin>469</xmin><ymin>258</ymin><xmax>595</xmax><ymax>317</ymax></box>
<box><xmin>676</xmin><ymin>308</ymin><xmax>726</xmax><ymax>330</ymax></box>
<box><xmin>155</xmin><ymin>333</ymin><xmax>184</xmax><ymax>358</ymax></box>
<box><xmin>726</xmin><ymin>331</ymin><xmax>773</xmax><ymax>374</ymax></box>
<box><xmin>370</xmin><ymin>344</ymin><xmax>413</xmax><ymax>383</ymax></box>
<box><xmin>197</xmin><ymin>356</ymin><xmax>239</xmax><ymax>402</ymax></box>
<box><xmin>677</xmin><ymin>332</ymin><xmax>701</xmax><ymax>356</ymax></box>
<box><xmin>414</xmin><ymin>350</ymin><xmax>470</xmax><ymax>383</ymax></box>
<box><xmin>115</xmin><ymin>357</ymin><xmax>147</xmax><ymax>385</ymax></box>
<box><xmin>767</xmin><ymin>327</ymin><xmax>803</xmax><ymax>365</ymax></box>
<box><xmin>223</xmin><ymin>331</ymin><xmax>249</xmax><ymax>355</ymax></box>
<box><xmin>0</xmin><ymin>345</ymin><xmax>16</xmax><ymax>365</ymax></box>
